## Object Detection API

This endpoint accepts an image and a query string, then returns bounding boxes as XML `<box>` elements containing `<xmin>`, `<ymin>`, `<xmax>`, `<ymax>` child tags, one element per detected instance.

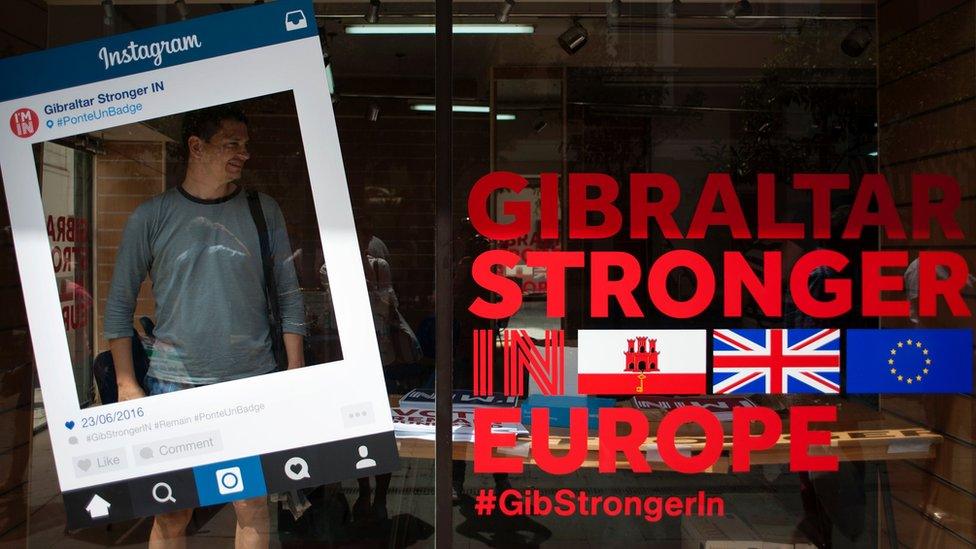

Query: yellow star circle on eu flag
<box><xmin>889</xmin><ymin>339</ymin><xmax>932</xmax><ymax>384</ymax></box>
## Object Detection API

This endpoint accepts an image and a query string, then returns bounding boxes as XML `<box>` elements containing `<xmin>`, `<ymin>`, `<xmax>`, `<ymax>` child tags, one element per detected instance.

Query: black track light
<box><xmin>841</xmin><ymin>25</ymin><xmax>873</xmax><ymax>57</ymax></box>
<box><xmin>174</xmin><ymin>0</ymin><xmax>189</xmax><ymax>21</ymax></box>
<box><xmin>497</xmin><ymin>0</ymin><xmax>515</xmax><ymax>23</ymax></box>
<box><xmin>558</xmin><ymin>20</ymin><xmax>588</xmax><ymax>55</ymax></box>
<box><xmin>726</xmin><ymin>0</ymin><xmax>752</xmax><ymax>19</ymax></box>
<box><xmin>319</xmin><ymin>25</ymin><xmax>331</xmax><ymax>67</ymax></box>
<box><xmin>101</xmin><ymin>0</ymin><xmax>114</xmax><ymax>27</ymax></box>
<box><xmin>366</xmin><ymin>0</ymin><xmax>381</xmax><ymax>24</ymax></box>
<box><xmin>666</xmin><ymin>0</ymin><xmax>681</xmax><ymax>18</ymax></box>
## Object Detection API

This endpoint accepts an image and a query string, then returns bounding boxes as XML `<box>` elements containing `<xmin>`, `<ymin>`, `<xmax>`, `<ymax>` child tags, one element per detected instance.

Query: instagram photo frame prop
<box><xmin>0</xmin><ymin>0</ymin><xmax>398</xmax><ymax>528</ymax></box>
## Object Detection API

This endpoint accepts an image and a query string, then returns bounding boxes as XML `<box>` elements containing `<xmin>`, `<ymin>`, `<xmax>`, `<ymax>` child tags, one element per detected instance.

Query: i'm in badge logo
<box><xmin>9</xmin><ymin>108</ymin><xmax>38</xmax><ymax>138</ymax></box>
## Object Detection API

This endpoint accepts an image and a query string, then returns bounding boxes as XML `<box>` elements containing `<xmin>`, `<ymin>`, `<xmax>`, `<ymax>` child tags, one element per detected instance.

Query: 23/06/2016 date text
<box><xmin>80</xmin><ymin>407</ymin><xmax>145</xmax><ymax>428</ymax></box>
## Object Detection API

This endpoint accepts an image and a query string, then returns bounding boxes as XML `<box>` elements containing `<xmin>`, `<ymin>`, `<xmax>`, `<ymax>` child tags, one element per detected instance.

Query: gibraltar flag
<box><xmin>577</xmin><ymin>330</ymin><xmax>707</xmax><ymax>395</ymax></box>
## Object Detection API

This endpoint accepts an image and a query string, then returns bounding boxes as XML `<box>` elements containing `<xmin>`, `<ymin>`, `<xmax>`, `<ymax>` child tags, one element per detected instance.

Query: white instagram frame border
<box><xmin>0</xmin><ymin>3</ymin><xmax>395</xmax><ymax>492</ymax></box>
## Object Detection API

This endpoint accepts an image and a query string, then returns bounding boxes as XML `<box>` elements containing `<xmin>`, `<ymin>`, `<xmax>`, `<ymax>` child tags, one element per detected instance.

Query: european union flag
<box><xmin>846</xmin><ymin>329</ymin><xmax>973</xmax><ymax>394</ymax></box>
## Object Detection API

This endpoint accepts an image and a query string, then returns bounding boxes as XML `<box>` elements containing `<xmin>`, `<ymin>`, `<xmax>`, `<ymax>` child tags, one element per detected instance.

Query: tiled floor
<box><xmin>4</xmin><ymin>429</ymin><xmax>838</xmax><ymax>548</ymax></box>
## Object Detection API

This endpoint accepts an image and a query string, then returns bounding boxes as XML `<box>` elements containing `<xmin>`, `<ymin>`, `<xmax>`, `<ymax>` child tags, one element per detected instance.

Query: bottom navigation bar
<box><xmin>63</xmin><ymin>431</ymin><xmax>399</xmax><ymax>530</ymax></box>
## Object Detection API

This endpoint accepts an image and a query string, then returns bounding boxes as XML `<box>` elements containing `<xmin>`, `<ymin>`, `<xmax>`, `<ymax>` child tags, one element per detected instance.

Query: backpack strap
<box><xmin>246</xmin><ymin>190</ymin><xmax>285</xmax><ymax>368</ymax></box>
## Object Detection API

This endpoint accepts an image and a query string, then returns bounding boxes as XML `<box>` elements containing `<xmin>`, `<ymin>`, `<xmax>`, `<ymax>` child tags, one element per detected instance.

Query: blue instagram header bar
<box><xmin>0</xmin><ymin>0</ymin><xmax>318</xmax><ymax>103</ymax></box>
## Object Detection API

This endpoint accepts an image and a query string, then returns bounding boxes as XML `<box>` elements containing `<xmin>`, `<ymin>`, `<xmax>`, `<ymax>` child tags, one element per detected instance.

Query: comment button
<box><xmin>134</xmin><ymin>431</ymin><xmax>223</xmax><ymax>466</ymax></box>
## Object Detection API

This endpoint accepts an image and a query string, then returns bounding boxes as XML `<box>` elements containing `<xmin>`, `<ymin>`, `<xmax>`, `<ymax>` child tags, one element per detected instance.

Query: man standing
<box><xmin>104</xmin><ymin>104</ymin><xmax>306</xmax><ymax>548</ymax></box>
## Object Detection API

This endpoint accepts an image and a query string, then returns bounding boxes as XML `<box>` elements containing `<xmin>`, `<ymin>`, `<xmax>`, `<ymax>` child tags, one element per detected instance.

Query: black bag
<box><xmin>246</xmin><ymin>190</ymin><xmax>287</xmax><ymax>371</ymax></box>
<box><xmin>276</xmin><ymin>484</ymin><xmax>350</xmax><ymax>543</ymax></box>
<box><xmin>92</xmin><ymin>317</ymin><xmax>154</xmax><ymax>404</ymax></box>
<box><xmin>391</xmin><ymin>308</ymin><xmax>423</xmax><ymax>365</ymax></box>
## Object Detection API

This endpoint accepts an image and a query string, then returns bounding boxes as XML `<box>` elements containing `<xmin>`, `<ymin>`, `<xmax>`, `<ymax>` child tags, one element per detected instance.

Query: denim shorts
<box><xmin>144</xmin><ymin>376</ymin><xmax>201</xmax><ymax>396</ymax></box>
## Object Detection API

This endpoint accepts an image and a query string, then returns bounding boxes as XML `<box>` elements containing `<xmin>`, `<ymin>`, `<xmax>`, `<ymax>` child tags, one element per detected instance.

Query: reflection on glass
<box><xmin>41</xmin><ymin>142</ymin><xmax>94</xmax><ymax>418</ymax></box>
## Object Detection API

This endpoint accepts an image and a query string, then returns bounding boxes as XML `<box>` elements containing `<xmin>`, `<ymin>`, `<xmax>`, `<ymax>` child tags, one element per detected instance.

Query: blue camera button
<box><xmin>192</xmin><ymin>456</ymin><xmax>267</xmax><ymax>506</ymax></box>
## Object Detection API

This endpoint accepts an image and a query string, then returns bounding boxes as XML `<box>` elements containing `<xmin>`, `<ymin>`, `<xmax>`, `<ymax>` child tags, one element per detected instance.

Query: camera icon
<box><xmin>215</xmin><ymin>467</ymin><xmax>244</xmax><ymax>495</ymax></box>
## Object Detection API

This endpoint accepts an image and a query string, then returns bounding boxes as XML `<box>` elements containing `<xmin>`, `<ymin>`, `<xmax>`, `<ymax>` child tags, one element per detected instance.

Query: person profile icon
<box><xmin>355</xmin><ymin>444</ymin><xmax>377</xmax><ymax>470</ymax></box>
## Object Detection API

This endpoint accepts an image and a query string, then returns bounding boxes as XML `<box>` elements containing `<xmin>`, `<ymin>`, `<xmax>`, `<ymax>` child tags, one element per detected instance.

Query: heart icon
<box><xmin>283</xmin><ymin>457</ymin><xmax>310</xmax><ymax>480</ymax></box>
<box><xmin>77</xmin><ymin>459</ymin><xmax>91</xmax><ymax>472</ymax></box>
<box><xmin>65</xmin><ymin>421</ymin><xmax>75</xmax><ymax>430</ymax></box>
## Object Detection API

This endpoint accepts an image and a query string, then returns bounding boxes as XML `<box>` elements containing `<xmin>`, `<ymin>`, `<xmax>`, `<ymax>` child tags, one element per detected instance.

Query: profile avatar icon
<box><xmin>355</xmin><ymin>445</ymin><xmax>377</xmax><ymax>470</ymax></box>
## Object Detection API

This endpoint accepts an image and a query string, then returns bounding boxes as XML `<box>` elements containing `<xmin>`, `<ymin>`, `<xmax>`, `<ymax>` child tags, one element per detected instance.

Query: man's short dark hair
<box><xmin>181</xmin><ymin>104</ymin><xmax>248</xmax><ymax>155</ymax></box>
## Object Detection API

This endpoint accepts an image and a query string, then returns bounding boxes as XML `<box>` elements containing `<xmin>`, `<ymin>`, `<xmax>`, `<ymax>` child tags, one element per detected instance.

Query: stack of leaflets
<box><xmin>631</xmin><ymin>395</ymin><xmax>757</xmax><ymax>422</ymax></box>
<box><xmin>398</xmin><ymin>388</ymin><xmax>519</xmax><ymax>410</ymax></box>
<box><xmin>393</xmin><ymin>389</ymin><xmax>526</xmax><ymax>442</ymax></box>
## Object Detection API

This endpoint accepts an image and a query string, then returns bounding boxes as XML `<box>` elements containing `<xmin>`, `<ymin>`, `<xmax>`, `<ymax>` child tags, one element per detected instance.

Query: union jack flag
<box><xmin>712</xmin><ymin>329</ymin><xmax>840</xmax><ymax>394</ymax></box>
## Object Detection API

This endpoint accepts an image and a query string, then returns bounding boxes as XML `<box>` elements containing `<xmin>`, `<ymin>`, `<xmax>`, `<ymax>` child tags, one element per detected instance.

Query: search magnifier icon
<box><xmin>152</xmin><ymin>482</ymin><xmax>176</xmax><ymax>504</ymax></box>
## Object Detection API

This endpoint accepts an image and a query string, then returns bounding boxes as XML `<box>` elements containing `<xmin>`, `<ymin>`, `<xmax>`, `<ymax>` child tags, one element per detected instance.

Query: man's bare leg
<box><xmin>149</xmin><ymin>509</ymin><xmax>193</xmax><ymax>549</ymax></box>
<box><xmin>233</xmin><ymin>496</ymin><xmax>270</xmax><ymax>549</ymax></box>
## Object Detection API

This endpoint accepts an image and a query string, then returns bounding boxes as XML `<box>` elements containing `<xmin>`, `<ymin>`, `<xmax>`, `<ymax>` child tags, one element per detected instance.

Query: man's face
<box><xmin>190</xmin><ymin>119</ymin><xmax>250</xmax><ymax>184</ymax></box>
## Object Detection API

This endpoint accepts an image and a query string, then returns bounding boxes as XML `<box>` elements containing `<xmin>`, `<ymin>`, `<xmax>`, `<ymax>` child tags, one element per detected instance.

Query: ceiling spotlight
<box><xmin>497</xmin><ymin>0</ymin><xmax>515</xmax><ymax>23</ymax></box>
<box><xmin>558</xmin><ymin>20</ymin><xmax>588</xmax><ymax>55</ymax></box>
<box><xmin>366</xmin><ymin>0</ymin><xmax>381</xmax><ymax>24</ymax></box>
<box><xmin>841</xmin><ymin>25</ymin><xmax>873</xmax><ymax>57</ymax></box>
<box><xmin>101</xmin><ymin>0</ymin><xmax>114</xmax><ymax>27</ymax></box>
<box><xmin>726</xmin><ymin>0</ymin><xmax>752</xmax><ymax>19</ymax></box>
<box><xmin>607</xmin><ymin>0</ymin><xmax>621</xmax><ymax>21</ymax></box>
<box><xmin>174</xmin><ymin>0</ymin><xmax>189</xmax><ymax>20</ymax></box>
<box><xmin>666</xmin><ymin>0</ymin><xmax>681</xmax><ymax>18</ymax></box>
<box><xmin>366</xmin><ymin>103</ymin><xmax>380</xmax><ymax>122</ymax></box>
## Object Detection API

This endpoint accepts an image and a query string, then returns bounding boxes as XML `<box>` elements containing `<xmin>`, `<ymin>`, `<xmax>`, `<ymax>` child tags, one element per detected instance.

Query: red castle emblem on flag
<box><xmin>625</xmin><ymin>337</ymin><xmax>660</xmax><ymax>372</ymax></box>
<box><xmin>625</xmin><ymin>337</ymin><xmax>661</xmax><ymax>393</ymax></box>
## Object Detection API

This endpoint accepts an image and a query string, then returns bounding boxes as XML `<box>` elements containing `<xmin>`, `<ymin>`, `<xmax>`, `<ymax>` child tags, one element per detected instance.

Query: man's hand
<box><xmin>117</xmin><ymin>380</ymin><xmax>146</xmax><ymax>401</ymax></box>
<box><xmin>284</xmin><ymin>333</ymin><xmax>305</xmax><ymax>370</ymax></box>
<box><xmin>109</xmin><ymin>337</ymin><xmax>146</xmax><ymax>401</ymax></box>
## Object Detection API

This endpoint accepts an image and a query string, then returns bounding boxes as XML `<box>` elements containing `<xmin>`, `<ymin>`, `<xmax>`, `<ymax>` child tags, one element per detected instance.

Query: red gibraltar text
<box><xmin>467</xmin><ymin>172</ymin><xmax>971</xmax><ymax>320</ymax></box>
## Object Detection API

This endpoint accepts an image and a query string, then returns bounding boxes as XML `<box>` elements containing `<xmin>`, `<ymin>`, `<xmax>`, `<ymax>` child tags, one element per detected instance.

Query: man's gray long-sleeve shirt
<box><xmin>104</xmin><ymin>185</ymin><xmax>306</xmax><ymax>384</ymax></box>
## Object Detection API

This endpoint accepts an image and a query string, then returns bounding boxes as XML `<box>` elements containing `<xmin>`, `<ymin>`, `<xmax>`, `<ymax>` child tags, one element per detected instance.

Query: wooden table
<box><xmin>393</xmin><ymin>396</ymin><xmax>941</xmax><ymax>474</ymax></box>
<box><xmin>392</xmin><ymin>395</ymin><xmax>931</xmax><ymax>549</ymax></box>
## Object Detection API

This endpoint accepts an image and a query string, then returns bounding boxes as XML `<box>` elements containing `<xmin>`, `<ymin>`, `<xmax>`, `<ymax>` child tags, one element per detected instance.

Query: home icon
<box><xmin>85</xmin><ymin>494</ymin><xmax>111</xmax><ymax>519</ymax></box>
